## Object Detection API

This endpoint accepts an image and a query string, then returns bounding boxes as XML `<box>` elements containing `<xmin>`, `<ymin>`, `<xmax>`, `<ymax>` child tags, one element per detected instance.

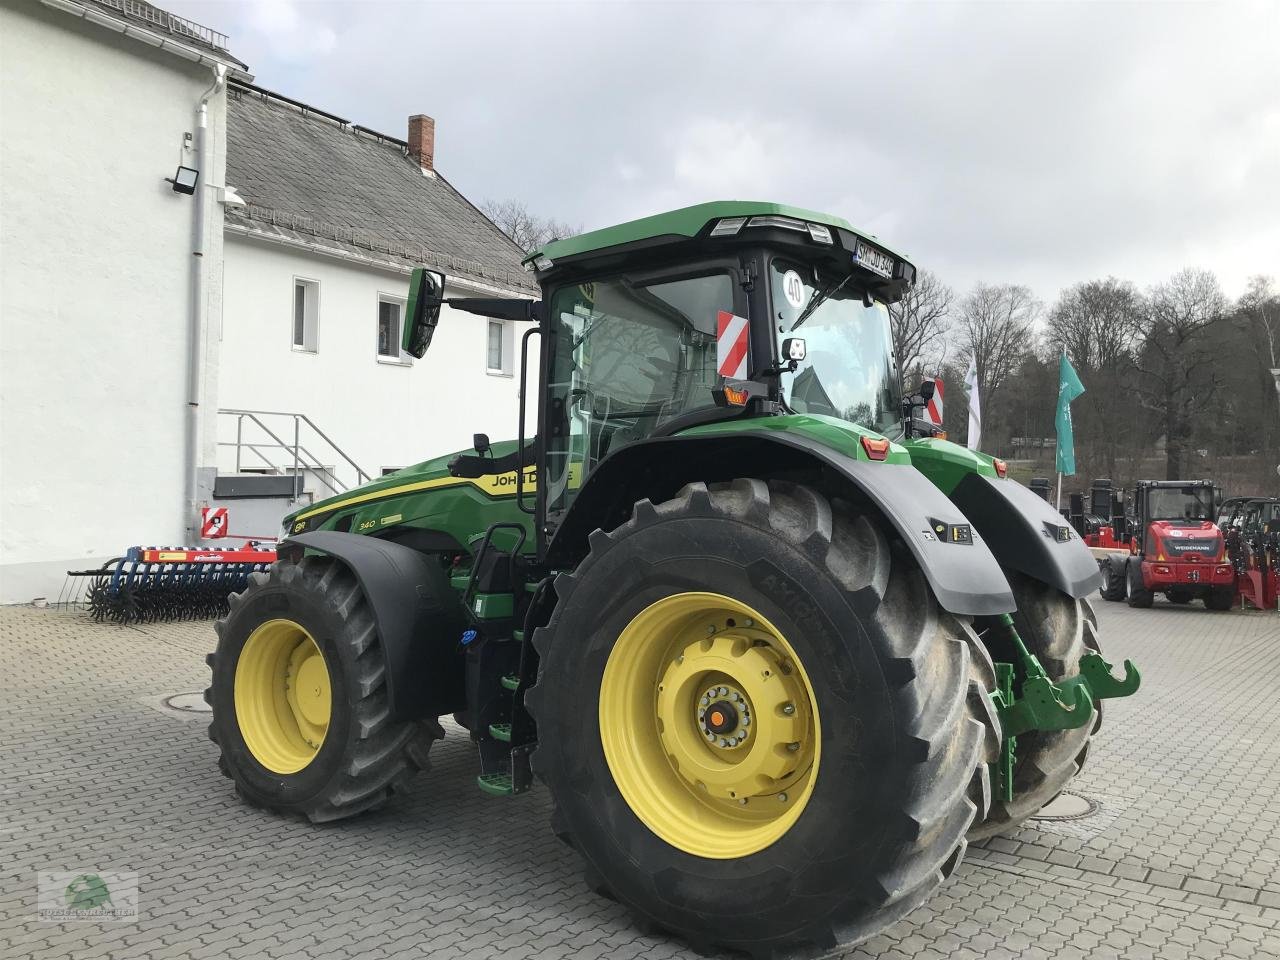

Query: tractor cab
<box><xmin>1130</xmin><ymin>480</ymin><xmax>1222</xmax><ymax>558</ymax></box>
<box><xmin>402</xmin><ymin>202</ymin><xmax>917</xmax><ymax>551</ymax></box>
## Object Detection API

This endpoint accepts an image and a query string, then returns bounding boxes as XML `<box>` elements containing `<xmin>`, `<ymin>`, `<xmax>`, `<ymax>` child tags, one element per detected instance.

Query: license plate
<box><xmin>854</xmin><ymin>240</ymin><xmax>895</xmax><ymax>278</ymax></box>
<box><xmin>1187</xmin><ymin>569</ymin><xmax>1200</xmax><ymax>582</ymax></box>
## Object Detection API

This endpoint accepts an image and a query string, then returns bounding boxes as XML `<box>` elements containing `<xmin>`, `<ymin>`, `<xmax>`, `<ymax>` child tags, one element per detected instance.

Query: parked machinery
<box><xmin>203</xmin><ymin>201</ymin><xmax>1140</xmax><ymax>957</ymax></box>
<box><xmin>1088</xmin><ymin>479</ymin><xmax>1235</xmax><ymax>609</ymax></box>
<box><xmin>1218</xmin><ymin>496</ymin><xmax>1280</xmax><ymax>610</ymax></box>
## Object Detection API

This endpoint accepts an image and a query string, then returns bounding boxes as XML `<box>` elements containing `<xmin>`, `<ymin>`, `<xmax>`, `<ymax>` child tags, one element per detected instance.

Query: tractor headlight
<box><xmin>710</xmin><ymin>217</ymin><xmax>747</xmax><ymax>237</ymax></box>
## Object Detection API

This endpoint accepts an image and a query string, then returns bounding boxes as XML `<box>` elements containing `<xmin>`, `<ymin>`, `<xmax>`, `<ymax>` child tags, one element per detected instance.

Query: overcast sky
<box><xmin>172</xmin><ymin>0</ymin><xmax>1278</xmax><ymax>304</ymax></box>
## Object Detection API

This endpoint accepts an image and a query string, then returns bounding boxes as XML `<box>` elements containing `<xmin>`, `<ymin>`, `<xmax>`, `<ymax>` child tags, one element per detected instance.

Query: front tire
<box><xmin>1126</xmin><ymin>562</ymin><xmax>1154</xmax><ymax>608</ymax></box>
<box><xmin>528</xmin><ymin>480</ymin><xmax>999</xmax><ymax>957</ymax></box>
<box><xmin>206</xmin><ymin>556</ymin><xmax>441</xmax><ymax>822</ymax></box>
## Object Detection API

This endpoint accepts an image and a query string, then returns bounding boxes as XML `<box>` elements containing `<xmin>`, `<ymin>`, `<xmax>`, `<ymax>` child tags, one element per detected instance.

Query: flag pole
<box><xmin>1056</xmin><ymin>471</ymin><xmax>1062</xmax><ymax>513</ymax></box>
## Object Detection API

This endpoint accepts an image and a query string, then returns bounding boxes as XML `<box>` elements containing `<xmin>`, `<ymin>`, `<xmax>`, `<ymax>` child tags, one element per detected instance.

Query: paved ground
<box><xmin>1</xmin><ymin>596</ymin><xmax>1278</xmax><ymax>959</ymax></box>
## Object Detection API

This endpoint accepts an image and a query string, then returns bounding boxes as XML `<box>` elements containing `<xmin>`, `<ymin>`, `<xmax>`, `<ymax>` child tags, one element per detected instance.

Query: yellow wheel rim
<box><xmin>599</xmin><ymin>592</ymin><xmax>821</xmax><ymax>858</ymax></box>
<box><xmin>234</xmin><ymin>619</ymin><xmax>331</xmax><ymax>774</ymax></box>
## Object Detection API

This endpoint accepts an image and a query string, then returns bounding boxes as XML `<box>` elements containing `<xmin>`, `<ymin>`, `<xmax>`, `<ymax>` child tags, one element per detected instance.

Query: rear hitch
<box><xmin>990</xmin><ymin>613</ymin><xmax>1095</xmax><ymax>802</ymax></box>
<box><xmin>1056</xmin><ymin>651</ymin><xmax>1142</xmax><ymax>703</ymax></box>
<box><xmin>991</xmin><ymin>613</ymin><xmax>1095</xmax><ymax>739</ymax></box>
<box><xmin>989</xmin><ymin>614</ymin><xmax>1141</xmax><ymax>801</ymax></box>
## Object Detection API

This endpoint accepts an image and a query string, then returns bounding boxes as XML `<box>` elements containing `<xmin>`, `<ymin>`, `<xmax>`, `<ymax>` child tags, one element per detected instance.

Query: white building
<box><xmin>0</xmin><ymin>0</ymin><xmax>248</xmax><ymax>601</ymax></box>
<box><xmin>0</xmin><ymin>0</ymin><xmax>532</xmax><ymax>602</ymax></box>
<box><xmin>217</xmin><ymin>82</ymin><xmax>535</xmax><ymax>503</ymax></box>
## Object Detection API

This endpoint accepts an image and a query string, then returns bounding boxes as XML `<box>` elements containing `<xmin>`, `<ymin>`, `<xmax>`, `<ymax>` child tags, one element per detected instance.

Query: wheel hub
<box><xmin>700</xmin><ymin>689</ymin><xmax>747</xmax><ymax>744</ymax></box>
<box><xmin>654</xmin><ymin>623</ymin><xmax>814</xmax><ymax>806</ymax></box>
<box><xmin>601</xmin><ymin>593</ymin><xmax>821</xmax><ymax>858</ymax></box>
<box><xmin>234</xmin><ymin>619</ymin><xmax>331</xmax><ymax>773</ymax></box>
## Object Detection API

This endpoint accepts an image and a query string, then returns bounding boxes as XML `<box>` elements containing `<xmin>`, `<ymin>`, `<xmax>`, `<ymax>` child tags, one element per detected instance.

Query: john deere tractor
<box><xmin>206</xmin><ymin>201</ymin><xmax>1139</xmax><ymax>956</ymax></box>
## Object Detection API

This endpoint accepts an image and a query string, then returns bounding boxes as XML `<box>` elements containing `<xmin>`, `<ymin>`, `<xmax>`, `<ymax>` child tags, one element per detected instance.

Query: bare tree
<box><xmin>1136</xmin><ymin>268</ymin><xmax>1228</xmax><ymax>479</ymax></box>
<box><xmin>888</xmin><ymin>270</ymin><xmax>953</xmax><ymax>375</ymax></box>
<box><xmin>480</xmin><ymin>198</ymin><xmax>579</xmax><ymax>254</ymax></box>
<box><xmin>1239</xmin><ymin>275</ymin><xmax>1280</xmax><ymax>420</ymax></box>
<box><xmin>955</xmin><ymin>283</ymin><xmax>1040</xmax><ymax>413</ymax></box>
<box><xmin>1045</xmin><ymin>278</ymin><xmax>1146</xmax><ymax>479</ymax></box>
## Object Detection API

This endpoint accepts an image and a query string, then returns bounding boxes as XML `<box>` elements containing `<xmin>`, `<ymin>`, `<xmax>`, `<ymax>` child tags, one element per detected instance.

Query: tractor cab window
<box><xmin>769</xmin><ymin>259</ymin><xmax>902</xmax><ymax>437</ymax></box>
<box><xmin>1145</xmin><ymin>487</ymin><xmax>1213</xmax><ymax>522</ymax></box>
<box><xmin>543</xmin><ymin>271</ymin><xmax>734</xmax><ymax>515</ymax></box>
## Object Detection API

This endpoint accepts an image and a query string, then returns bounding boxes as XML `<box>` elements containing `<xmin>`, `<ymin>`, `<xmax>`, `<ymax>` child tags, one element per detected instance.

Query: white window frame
<box><xmin>486</xmin><ymin>318</ymin><xmax>514</xmax><ymax>377</ymax></box>
<box><xmin>292</xmin><ymin>277</ymin><xmax>319</xmax><ymax>353</ymax></box>
<box><xmin>376</xmin><ymin>293</ymin><xmax>411</xmax><ymax>365</ymax></box>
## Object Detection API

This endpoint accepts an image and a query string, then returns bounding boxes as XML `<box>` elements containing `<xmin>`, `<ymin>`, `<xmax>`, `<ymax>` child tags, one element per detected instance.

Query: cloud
<box><xmin>168</xmin><ymin>0</ymin><xmax>1280</xmax><ymax>301</ymax></box>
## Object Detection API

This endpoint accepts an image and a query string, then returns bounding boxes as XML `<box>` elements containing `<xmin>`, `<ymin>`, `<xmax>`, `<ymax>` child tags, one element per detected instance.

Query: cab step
<box><xmin>489</xmin><ymin>722</ymin><xmax>512</xmax><ymax>742</ymax></box>
<box><xmin>500</xmin><ymin>674</ymin><xmax>520</xmax><ymax>691</ymax></box>
<box><xmin>476</xmin><ymin>772</ymin><xmax>514</xmax><ymax>796</ymax></box>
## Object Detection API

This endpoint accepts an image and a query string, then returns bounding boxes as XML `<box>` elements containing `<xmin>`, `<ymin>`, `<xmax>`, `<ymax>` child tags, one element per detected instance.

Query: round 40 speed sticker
<box><xmin>782</xmin><ymin>270</ymin><xmax>806</xmax><ymax>310</ymax></box>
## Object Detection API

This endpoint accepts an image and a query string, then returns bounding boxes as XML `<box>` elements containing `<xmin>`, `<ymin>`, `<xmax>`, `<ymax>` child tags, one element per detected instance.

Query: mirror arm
<box><xmin>445</xmin><ymin>298</ymin><xmax>542</xmax><ymax>324</ymax></box>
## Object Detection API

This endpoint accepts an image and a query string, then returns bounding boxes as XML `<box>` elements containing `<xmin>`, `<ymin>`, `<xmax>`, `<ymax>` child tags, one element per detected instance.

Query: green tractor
<box><xmin>205</xmin><ymin>201</ymin><xmax>1139</xmax><ymax>956</ymax></box>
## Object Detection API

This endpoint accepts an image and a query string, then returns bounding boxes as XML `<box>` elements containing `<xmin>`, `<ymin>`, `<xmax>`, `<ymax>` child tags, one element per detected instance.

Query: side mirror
<box><xmin>473</xmin><ymin>433</ymin><xmax>491</xmax><ymax>456</ymax></box>
<box><xmin>919</xmin><ymin>379</ymin><xmax>936</xmax><ymax>401</ymax></box>
<box><xmin>403</xmin><ymin>268</ymin><xmax>445</xmax><ymax>358</ymax></box>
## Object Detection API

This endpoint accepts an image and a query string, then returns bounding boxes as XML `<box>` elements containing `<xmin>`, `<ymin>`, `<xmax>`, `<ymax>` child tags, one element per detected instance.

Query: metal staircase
<box><xmin>217</xmin><ymin>408</ymin><xmax>372</xmax><ymax>499</ymax></box>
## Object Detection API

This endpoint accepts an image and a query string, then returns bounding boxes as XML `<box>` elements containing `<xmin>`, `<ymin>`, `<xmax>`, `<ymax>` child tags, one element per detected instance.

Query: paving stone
<box><xmin>3</xmin><ymin>602</ymin><xmax>1280</xmax><ymax>960</ymax></box>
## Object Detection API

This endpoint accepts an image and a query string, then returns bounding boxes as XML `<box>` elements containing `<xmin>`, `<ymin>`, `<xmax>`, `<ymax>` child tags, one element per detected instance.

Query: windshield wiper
<box><xmin>789</xmin><ymin>274</ymin><xmax>851</xmax><ymax>332</ymax></box>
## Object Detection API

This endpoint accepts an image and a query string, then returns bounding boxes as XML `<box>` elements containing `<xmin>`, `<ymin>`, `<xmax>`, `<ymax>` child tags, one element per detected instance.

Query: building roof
<box><xmin>225</xmin><ymin>82</ymin><xmax>534</xmax><ymax>293</ymax></box>
<box><xmin>77</xmin><ymin>0</ymin><xmax>248</xmax><ymax>70</ymax></box>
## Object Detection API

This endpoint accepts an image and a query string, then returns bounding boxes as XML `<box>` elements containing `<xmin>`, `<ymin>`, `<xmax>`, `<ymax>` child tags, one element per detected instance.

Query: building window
<box><xmin>487</xmin><ymin>319</ymin><xmax>506</xmax><ymax>374</ymax></box>
<box><xmin>377</xmin><ymin>296</ymin><xmax>408</xmax><ymax>363</ymax></box>
<box><xmin>293</xmin><ymin>278</ymin><xmax>318</xmax><ymax>351</ymax></box>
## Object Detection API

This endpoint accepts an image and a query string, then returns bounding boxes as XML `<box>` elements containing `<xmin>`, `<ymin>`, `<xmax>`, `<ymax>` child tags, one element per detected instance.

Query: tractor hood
<box><xmin>281</xmin><ymin>439</ymin><xmax>529</xmax><ymax>537</ymax></box>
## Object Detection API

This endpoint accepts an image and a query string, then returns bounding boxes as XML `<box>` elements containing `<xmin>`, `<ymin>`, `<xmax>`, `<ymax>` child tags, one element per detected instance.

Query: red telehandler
<box><xmin>1086</xmin><ymin>479</ymin><xmax>1236</xmax><ymax>609</ymax></box>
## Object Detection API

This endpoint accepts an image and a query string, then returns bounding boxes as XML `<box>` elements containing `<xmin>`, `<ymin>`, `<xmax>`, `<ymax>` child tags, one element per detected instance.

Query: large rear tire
<box><xmin>527</xmin><ymin>480</ymin><xmax>999</xmax><ymax>957</ymax></box>
<box><xmin>206</xmin><ymin>556</ymin><xmax>441</xmax><ymax>822</ymax></box>
<box><xmin>968</xmin><ymin>574</ymin><xmax>1100</xmax><ymax>840</ymax></box>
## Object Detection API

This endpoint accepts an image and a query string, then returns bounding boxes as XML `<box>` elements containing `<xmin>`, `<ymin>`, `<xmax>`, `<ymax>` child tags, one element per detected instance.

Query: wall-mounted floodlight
<box><xmin>167</xmin><ymin>165</ymin><xmax>199</xmax><ymax>195</ymax></box>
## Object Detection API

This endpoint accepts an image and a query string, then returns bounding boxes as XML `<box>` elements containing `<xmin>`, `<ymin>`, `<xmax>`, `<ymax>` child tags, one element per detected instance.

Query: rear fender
<box><xmin>282</xmin><ymin>531</ymin><xmax>469</xmax><ymax>720</ymax></box>
<box><xmin>547</xmin><ymin>433</ymin><xmax>1015</xmax><ymax>617</ymax></box>
<box><xmin>949</xmin><ymin>473</ymin><xmax>1103</xmax><ymax>598</ymax></box>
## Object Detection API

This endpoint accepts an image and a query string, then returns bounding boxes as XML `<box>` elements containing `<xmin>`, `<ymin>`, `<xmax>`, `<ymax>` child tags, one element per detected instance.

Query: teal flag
<box><xmin>1055</xmin><ymin>353</ymin><xmax>1086</xmax><ymax>475</ymax></box>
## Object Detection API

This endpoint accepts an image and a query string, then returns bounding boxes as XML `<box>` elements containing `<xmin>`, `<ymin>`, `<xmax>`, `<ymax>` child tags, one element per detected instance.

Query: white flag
<box><xmin>963</xmin><ymin>358</ymin><xmax>982</xmax><ymax>451</ymax></box>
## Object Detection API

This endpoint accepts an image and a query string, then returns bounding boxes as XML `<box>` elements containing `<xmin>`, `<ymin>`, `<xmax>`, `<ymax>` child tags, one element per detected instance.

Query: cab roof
<box><xmin>524</xmin><ymin>200</ymin><xmax>910</xmax><ymax>268</ymax></box>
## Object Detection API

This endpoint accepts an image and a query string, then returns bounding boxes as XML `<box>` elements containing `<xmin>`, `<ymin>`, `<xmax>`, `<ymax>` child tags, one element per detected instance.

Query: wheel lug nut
<box><xmin>782</xmin><ymin>703</ymin><xmax>795</xmax><ymax>716</ymax></box>
<box><xmin>778</xmin><ymin>792</ymin><xmax>788</xmax><ymax>802</ymax></box>
<box><xmin>701</xmin><ymin>696</ymin><xmax>710</xmax><ymax>706</ymax></box>
<box><xmin>739</xmin><ymin>798</ymin><xmax>749</xmax><ymax>805</ymax></box>
<box><xmin>706</xmin><ymin>625</ymin><xmax>716</xmax><ymax>636</ymax></box>
<box><xmin>745</xmin><ymin>618</ymin><xmax>754</xmax><ymax>627</ymax></box>
<box><xmin>718</xmin><ymin>686</ymin><xmax>728</xmax><ymax>696</ymax></box>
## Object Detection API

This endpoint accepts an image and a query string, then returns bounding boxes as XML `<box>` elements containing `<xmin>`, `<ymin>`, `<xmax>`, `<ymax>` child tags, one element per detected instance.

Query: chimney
<box><xmin>408</xmin><ymin>114</ymin><xmax>435</xmax><ymax>173</ymax></box>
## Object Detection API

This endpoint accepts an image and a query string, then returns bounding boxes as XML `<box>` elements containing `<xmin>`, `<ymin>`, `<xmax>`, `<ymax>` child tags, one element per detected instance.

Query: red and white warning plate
<box><xmin>716</xmin><ymin>311</ymin><xmax>749</xmax><ymax>380</ymax></box>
